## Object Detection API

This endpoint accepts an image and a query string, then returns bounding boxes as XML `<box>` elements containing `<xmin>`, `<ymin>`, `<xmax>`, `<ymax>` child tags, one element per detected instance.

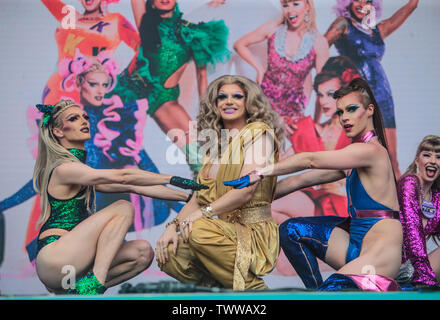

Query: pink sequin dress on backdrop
<box><xmin>261</xmin><ymin>24</ymin><xmax>317</xmax><ymax>119</ymax></box>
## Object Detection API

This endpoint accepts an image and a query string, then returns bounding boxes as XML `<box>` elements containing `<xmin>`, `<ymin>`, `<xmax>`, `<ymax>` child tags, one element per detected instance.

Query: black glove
<box><xmin>170</xmin><ymin>176</ymin><xmax>209</xmax><ymax>191</ymax></box>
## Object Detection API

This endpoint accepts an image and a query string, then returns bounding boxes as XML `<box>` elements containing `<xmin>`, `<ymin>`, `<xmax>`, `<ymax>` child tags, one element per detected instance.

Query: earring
<box><xmin>305</xmin><ymin>11</ymin><xmax>310</xmax><ymax>23</ymax></box>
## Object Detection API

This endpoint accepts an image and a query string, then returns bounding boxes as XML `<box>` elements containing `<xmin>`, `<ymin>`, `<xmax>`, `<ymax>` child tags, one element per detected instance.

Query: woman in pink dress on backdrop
<box><xmin>234</xmin><ymin>0</ymin><xmax>329</xmax><ymax>132</ymax></box>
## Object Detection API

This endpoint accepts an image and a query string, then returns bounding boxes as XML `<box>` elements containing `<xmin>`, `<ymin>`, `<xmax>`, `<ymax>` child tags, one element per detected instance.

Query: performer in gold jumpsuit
<box><xmin>156</xmin><ymin>75</ymin><xmax>285</xmax><ymax>290</ymax></box>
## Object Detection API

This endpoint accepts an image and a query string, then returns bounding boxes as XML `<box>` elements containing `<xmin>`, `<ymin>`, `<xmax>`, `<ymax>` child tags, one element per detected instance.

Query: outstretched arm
<box><xmin>0</xmin><ymin>179</ymin><xmax>37</xmax><ymax>212</ymax></box>
<box><xmin>95</xmin><ymin>184</ymin><xmax>189</xmax><ymax>202</ymax></box>
<box><xmin>41</xmin><ymin>0</ymin><xmax>75</xmax><ymax>22</ymax></box>
<box><xmin>118</xmin><ymin>14</ymin><xmax>141</xmax><ymax>52</ymax></box>
<box><xmin>262</xmin><ymin>143</ymin><xmax>375</xmax><ymax>177</ymax></box>
<box><xmin>274</xmin><ymin>169</ymin><xmax>345</xmax><ymax>200</ymax></box>
<box><xmin>377</xmin><ymin>0</ymin><xmax>418</xmax><ymax>40</ymax></box>
<box><xmin>324</xmin><ymin>17</ymin><xmax>348</xmax><ymax>46</ymax></box>
<box><xmin>225</xmin><ymin>143</ymin><xmax>378</xmax><ymax>188</ymax></box>
<box><xmin>53</xmin><ymin>162</ymin><xmax>207</xmax><ymax>190</ymax></box>
<box><xmin>234</xmin><ymin>20</ymin><xmax>279</xmax><ymax>84</ymax></box>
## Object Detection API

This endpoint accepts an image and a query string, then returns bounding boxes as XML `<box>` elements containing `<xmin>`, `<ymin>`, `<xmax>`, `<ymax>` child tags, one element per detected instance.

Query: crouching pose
<box><xmin>33</xmin><ymin>100</ymin><xmax>207</xmax><ymax>295</ymax></box>
<box><xmin>156</xmin><ymin>75</ymin><xmax>284</xmax><ymax>290</ymax></box>
<box><xmin>225</xmin><ymin>78</ymin><xmax>402</xmax><ymax>291</ymax></box>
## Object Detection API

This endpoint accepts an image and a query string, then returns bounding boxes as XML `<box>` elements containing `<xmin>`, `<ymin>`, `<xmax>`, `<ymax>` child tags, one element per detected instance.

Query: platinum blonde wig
<box><xmin>280</xmin><ymin>0</ymin><xmax>318</xmax><ymax>31</ymax></box>
<box><xmin>33</xmin><ymin>100</ymin><xmax>95</xmax><ymax>228</ymax></box>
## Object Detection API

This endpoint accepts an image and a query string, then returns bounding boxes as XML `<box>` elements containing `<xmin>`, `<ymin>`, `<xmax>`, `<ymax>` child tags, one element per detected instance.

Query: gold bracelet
<box><xmin>166</xmin><ymin>217</ymin><xmax>180</xmax><ymax>232</ymax></box>
<box><xmin>201</xmin><ymin>204</ymin><xmax>213</xmax><ymax>219</ymax></box>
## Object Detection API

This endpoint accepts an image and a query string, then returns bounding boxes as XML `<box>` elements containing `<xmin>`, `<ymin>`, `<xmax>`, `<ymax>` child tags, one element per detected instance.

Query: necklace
<box><xmin>420</xmin><ymin>185</ymin><xmax>436</xmax><ymax>219</ymax></box>
<box><xmin>352</xmin><ymin>130</ymin><xmax>376</xmax><ymax>143</ymax></box>
<box><xmin>274</xmin><ymin>24</ymin><xmax>317</xmax><ymax>63</ymax></box>
<box><xmin>351</xmin><ymin>19</ymin><xmax>373</xmax><ymax>36</ymax></box>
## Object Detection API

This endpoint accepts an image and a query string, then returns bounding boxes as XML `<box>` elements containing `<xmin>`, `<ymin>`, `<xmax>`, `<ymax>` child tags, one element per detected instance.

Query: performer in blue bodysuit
<box><xmin>224</xmin><ymin>78</ymin><xmax>403</xmax><ymax>291</ymax></box>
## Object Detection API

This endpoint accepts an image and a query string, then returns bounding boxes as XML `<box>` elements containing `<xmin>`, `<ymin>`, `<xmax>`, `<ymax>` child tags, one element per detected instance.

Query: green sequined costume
<box><xmin>37</xmin><ymin>148</ymin><xmax>91</xmax><ymax>254</ymax></box>
<box><xmin>110</xmin><ymin>4</ymin><xmax>230</xmax><ymax>116</ymax></box>
<box><xmin>37</xmin><ymin>149</ymin><xmax>107</xmax><ymax>295</ymax></box>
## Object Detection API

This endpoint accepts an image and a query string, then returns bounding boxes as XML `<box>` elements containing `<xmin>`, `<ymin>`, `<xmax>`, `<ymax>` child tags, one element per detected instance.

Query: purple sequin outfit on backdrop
<box><xmin>397</xmin><ymin>174</ymin><xmax>440</xmax><ymax>286</ymax></box>
<box><xmin>261</xmin><ymin>24</ymin><xmax>316</xmax><ymax>119</ymax></box>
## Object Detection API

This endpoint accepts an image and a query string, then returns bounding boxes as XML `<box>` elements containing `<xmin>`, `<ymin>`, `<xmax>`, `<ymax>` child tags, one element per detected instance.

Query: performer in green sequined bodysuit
<box><xmin>36</xmin><ymin>148</ymin><xmax>90</xmax><ymax>254</ymax></box>
<box><xmin>33</xmin><ymin>100</ymin><xmax>208</xmax><ymax>295</ymax></box>
<box><xmin>36</xmin><ymin>147</ymin><xmax>107</xmax><ymax>295</ymax></box>
<box><xmin>111</xmin><ymin>0</ymin><xmax>230</xmax><ymax>174</ymax></box>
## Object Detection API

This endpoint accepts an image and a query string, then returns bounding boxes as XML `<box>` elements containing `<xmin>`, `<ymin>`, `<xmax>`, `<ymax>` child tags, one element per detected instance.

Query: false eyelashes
<box><xmin>217</xmin><ymin>92</ymin><xmax>245</xmax><ymax>101</ymax></box>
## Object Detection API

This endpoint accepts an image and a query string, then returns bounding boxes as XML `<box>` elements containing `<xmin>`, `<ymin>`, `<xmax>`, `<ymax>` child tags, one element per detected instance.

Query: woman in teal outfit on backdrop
<box><xmin>111</xmin><ymin>0</ymin><xmax>230</xmax><ymax>174</ymax></box>
<box><xmin>33</xmin><ymin>100</ymin><xmax>207</xmax><ymax>295</ymax></box>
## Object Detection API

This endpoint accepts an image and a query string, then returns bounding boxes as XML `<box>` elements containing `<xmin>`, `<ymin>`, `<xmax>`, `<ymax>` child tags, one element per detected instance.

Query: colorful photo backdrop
<box><xmin>0</xmin><ymin>0</ymin><xmax>439</xmax><ymax>294</ymax></box>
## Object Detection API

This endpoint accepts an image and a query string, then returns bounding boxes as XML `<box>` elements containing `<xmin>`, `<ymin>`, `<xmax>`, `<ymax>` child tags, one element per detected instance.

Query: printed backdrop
<box><xmin>0</xmin><ymin>0</ymin><xmax>439</xmax><ymax>295</ymax></box>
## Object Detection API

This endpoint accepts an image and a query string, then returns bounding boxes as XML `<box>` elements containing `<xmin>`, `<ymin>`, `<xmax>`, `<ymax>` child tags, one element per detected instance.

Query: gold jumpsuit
<box><xmin>159</xmin><ymin>122</ymin><xmax>280</xmax><ymax>290</ymax></box>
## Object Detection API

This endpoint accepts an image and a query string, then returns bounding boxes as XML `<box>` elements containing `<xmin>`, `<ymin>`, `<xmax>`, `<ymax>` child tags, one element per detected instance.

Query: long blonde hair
<box><xmin>197</xmin><ymin>75</ymin><xmax>285</xmax><ymax>151</ymax></box>
<box><xmin>403</xmin><ymin>135</ymin><xmax>440</xmax><ymax>191</ymax></box>
<box><xmin>33</xmin><ymin>100</ymin><xmax>95</xmax><ymax>228</ymax></box>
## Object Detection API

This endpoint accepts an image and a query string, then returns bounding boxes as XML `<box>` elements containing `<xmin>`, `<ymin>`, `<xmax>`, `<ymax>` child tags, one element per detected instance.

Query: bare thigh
<box><xmin>324</xmin><ymin>226</ymin><xmax>350</xmax><ymax>270</ymax></box>
<box><xmin>152</xmin><ymin>101</ymin><xmax>192</xmax><ymax>147</ymax></box>
<box><xmin>338</xmin><ymin>219</ymin><xmax>403</xmax><ymax>277</ymax></box>
<box><xmin>35</xmin><ymin>200</ymin><xmax>133</xmax><ymax>290</ymax></box>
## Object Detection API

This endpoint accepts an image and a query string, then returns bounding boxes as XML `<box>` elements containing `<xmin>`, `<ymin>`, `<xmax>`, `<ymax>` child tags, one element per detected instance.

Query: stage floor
<box><xmin>2</xmin><ymin>290</ymin><xmax>440</xmax><ymax>300</ymax></box>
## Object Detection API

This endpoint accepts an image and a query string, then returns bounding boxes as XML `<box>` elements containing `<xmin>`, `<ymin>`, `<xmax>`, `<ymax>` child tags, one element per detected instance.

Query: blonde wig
<box><xmin>33</xmin><ymin>100</ymin><xmax>95</xmax><ymax>228</ymax></box>
<box><xmin>197</xmin><ymin>75</ymin><xmax>285</xmax><ymax>152</ymax></box>
<box><xmin>280</xmin><ymin>0</ymin><xmax>317</xmax><ymax>31</ymax></box>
